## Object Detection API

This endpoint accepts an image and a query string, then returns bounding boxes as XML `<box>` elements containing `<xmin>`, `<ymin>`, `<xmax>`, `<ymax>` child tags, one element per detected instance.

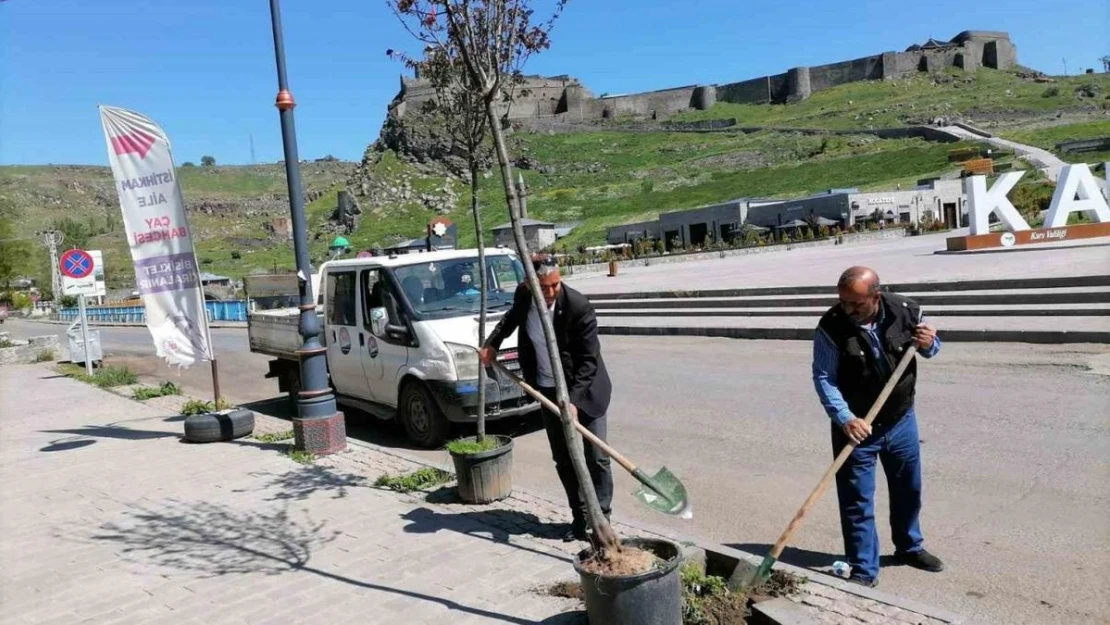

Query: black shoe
<box><xmin>847</xmin><ymin>575</ymin><xmax>878</xmax><ymax>588</ymax></box>
<box><xmin>896</xmin><ymin>549</ymin><xmax>945</xmax><ymax>572</ymax></box>
<box><xmin>562</xmin><ymin>524</ymin><xmax>588</xmax><ymax>543</ymax></box>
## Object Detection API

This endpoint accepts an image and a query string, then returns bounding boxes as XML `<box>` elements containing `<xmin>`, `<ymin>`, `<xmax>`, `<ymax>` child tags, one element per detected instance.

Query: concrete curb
<box><xmin>339</xmin><ymin>436</ymin><xmax>983</xmax><ymax>625</ymax></box>
<box><xmin>598</xmin><ymin>325</ymin><xmax>1110</xmax><ymax>344</ymax></box>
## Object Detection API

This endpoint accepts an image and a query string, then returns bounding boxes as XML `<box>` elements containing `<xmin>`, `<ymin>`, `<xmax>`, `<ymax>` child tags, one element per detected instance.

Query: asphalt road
<box><xmin>7</xmin><ymin>319</ymin><xmax>1109</xmax><ymax>625</ymax></box>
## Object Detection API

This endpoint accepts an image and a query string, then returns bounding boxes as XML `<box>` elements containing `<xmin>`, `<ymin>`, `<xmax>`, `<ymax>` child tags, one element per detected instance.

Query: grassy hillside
<box><xmin>2</xmin><ymin>68</ymin><xmax>1107</xmax><ymax>292</ymax></box>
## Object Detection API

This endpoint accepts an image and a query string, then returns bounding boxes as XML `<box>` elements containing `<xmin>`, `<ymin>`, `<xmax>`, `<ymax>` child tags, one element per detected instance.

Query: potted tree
<box><xmin>390</xmin><ymin>38</ymin><xmax>514</xmax><ymax>504</ymax></box>
<box><xmin>390</xmin><ymin>2</ymin><xmax>684</xmax><ymax>623</ymax></box>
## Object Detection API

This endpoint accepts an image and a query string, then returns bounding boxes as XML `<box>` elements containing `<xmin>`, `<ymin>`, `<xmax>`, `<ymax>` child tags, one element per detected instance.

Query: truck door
<box><xmin>361</xmin><ymin>268</ymin><xmax>409</xmax><ymax>407</ymax></box>
<box><xmin>324</xmin><ymin>269</ymin><xmax>371</xmax><ymax>400</ymax></box>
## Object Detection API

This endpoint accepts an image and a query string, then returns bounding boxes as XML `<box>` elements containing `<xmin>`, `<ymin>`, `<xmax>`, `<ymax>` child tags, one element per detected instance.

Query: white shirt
<box><xmin>526</xmin><ymin>298</ymin><xmax>557</xmax><ymax>387</ymax></box>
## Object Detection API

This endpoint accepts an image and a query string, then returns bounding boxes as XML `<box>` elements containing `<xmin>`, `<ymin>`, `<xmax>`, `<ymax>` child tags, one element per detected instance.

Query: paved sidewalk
<box><xmin>0</xmin><ymin>365</ymin><xmax>582</xmax><ymax>625</ymax></box>
<box><xmin>0</xmin><ymin>364</ymin><xmax>975</xmax><ymax>625</ymax></box>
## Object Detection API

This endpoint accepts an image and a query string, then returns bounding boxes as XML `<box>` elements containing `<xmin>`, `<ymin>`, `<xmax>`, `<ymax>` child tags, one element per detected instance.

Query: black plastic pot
<box><xmin>449</xmin><ymin>435</ymin><xmax>514</xmax><ymax>504</ymax></box>
<box><xmin>573</xmin><ymin>537</ymin><xmax>683</xmax><ymax>625</ymax></box>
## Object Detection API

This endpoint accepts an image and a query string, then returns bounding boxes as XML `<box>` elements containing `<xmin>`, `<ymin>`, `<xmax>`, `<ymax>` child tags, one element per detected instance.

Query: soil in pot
<box><xmin>578</xmin><ymin>545</ymin><xmax>661</xmax><ymax>577</ymax></box>
<box><xmin>449</xmin><ymin>434</ymin><xmax>513</xmax><ymax>504</ymax></box>
<box><xmin>574</xmin><ymin>537</ymin><xmax>684</xmax><ymax>625</ymax></box>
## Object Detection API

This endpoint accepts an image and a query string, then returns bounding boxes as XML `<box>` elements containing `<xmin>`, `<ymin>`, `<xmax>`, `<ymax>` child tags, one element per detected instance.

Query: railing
<box><xmin>56</xmin><ymin>300</ymin><xmax>249</xmax><ymax>323</ymax></box>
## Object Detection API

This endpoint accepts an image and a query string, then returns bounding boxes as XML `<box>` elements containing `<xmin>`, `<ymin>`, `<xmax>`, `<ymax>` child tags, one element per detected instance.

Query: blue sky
<box><xmin>1</xmin><ymin>0</ymin><xmax>1106</xmax><ymax>165</ymax></box>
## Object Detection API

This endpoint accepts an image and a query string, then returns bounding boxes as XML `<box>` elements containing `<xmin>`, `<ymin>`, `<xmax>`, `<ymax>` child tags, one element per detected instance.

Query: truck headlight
<box><xmin>446</xmin><ymin>342</ymin><xmax>480</xmax><ymax>380</ymax></box>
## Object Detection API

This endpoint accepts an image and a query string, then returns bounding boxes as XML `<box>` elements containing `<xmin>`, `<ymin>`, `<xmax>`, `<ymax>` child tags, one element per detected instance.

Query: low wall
<box><xmin>0</xmin><ymin>335</ymin><xmax>60</xmax><ymax>366</ymax></box>
<box><xmin>565</xmin><ymin>229</ymin><xmax>907</xmax><ymax>277</ymax></box>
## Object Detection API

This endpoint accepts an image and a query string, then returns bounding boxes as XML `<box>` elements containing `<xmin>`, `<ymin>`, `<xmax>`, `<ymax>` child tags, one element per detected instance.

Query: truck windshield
<box><xmin>391</xmin><ymin>255</ymin><xmax>525</xmax><ymax>319</ymax></box>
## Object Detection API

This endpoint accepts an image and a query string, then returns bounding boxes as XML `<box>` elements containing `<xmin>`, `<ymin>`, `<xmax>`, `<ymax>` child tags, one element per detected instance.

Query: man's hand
<box><xmin>912</xmin><ymin>323</ymin><xmax>937</xmax><ymax>350</ymax></box>
<box><xmin>478</xmin><ymin>345</ymin><xmax>495</xmax><ymax>366</ymax></box>
<box><xmin>842</xmin><ymin>417</ymin><xmax>872</xmax><ymax>445</ymax></box>
<box><xmin>564</xmin><ymin>402</ymin><xmax>578</xmax><ymax>422</ymax></box>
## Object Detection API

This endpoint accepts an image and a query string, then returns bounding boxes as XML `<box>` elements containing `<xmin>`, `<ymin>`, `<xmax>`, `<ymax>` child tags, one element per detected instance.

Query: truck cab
<box><xmin>247</xmin><ymin>248</ymin><xmax>537</xmax><ymax>447</ymax></box>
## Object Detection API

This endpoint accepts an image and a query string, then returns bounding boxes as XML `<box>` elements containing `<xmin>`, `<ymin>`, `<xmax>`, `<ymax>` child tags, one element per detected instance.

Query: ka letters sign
<box><xmin>965</xmin><ymin>163</ymin><xmax>1110</xmax><ymax>236</ymax></box>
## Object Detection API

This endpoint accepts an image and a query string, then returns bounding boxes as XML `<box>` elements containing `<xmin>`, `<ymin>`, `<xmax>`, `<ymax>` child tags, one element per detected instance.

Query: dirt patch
<box><xmin>539</xmin><ymin>580</ymin><xmax>584</xmax><ymax>601</ymax></box>
<box><xmin>578</xmin><ymin>546</ymin><xmax>661</xmax><ymax>577</ymax></box>
<box><xmin>756</xmin><ymin>570</ymin><xmax>805</xmax><ymax>597</ymax></box>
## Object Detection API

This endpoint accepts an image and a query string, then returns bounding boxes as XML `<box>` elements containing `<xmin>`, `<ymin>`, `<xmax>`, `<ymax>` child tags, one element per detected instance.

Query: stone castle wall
<box><xmin>390</xmin><ymin>31</ymin><xmax>1017</xmax><ymax>124</ymax></box>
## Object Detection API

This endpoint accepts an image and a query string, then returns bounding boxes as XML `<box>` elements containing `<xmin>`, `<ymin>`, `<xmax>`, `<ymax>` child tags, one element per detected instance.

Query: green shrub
<box><xmin>374</xmin><ymin>467</ymin><xmax>454</xmax><ymax>493</ymax></box>
<box><xmin>132</xmin><ymin>381</ymin><xmax>182</xmax><ymax>401</ymax></box>
<box><xmin>446</xmin><ymin>437</ymin><xmax>502</xmax><ymax>455</ymax></box>
<box><xmin>59</xmin><ymin>364</ymin><xmax>138</xmax><ymax>388</ymax></box>
<box><xmin>0</xmin><ymin>337</ymin><xmax>14</xmax><ymax>349</ymax></box>
<box><xmin>32</xmin><ymin>349</ymin><xmax>56</xmax><ymax>363</ymax></box>
<box><xmin>180</xmin><ymin>397</ymin><xmax>231</xmax><ymax>416</ymax></box>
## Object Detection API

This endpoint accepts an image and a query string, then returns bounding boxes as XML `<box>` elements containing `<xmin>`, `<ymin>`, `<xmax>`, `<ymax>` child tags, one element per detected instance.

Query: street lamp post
<box><xmin>268</xmin><ymin>0</ymin><xmax>346</xmax><ymax>455</ymax></box>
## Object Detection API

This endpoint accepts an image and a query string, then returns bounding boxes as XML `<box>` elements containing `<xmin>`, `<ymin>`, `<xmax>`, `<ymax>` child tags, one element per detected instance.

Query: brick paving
<box><xmin>0</xmin><ymin>364</ymin><xmax>969</xmax><ymax>625</ymax></box>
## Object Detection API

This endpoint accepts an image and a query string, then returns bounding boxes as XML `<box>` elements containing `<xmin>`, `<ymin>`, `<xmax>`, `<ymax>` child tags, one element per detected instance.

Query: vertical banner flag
<box><xmin>99</xmin><ymin>105</ymin><xmax>214</xmax><ymax>367</ymax></box>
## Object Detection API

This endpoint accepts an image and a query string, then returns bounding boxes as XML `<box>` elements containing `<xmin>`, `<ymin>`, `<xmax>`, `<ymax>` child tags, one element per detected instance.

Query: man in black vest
<box><xmin>812</xmin><ymin>266</ymin><xmax>944</xmax><ymax>587</ymax></box>
<box><xmin>479</xmin><ymin>255</ymin><xmax>613</xmax><ymax>542</ymax></box>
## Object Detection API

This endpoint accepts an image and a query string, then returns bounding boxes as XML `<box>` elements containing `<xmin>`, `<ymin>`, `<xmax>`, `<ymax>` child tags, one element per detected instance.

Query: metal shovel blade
<box><xmin>632</xmin><ymin>466</ymin><xmax>692</xmax><ymax>519</ymax></box>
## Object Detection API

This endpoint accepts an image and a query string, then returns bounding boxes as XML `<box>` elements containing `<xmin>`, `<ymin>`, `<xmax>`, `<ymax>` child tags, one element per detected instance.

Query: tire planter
<box><xmin>449</xmin><ymin>435</ymin><xmax>514</xmax><ymax>504</ymax></box>
<box><xmin>573</xmin><ymin>537</ymin><xmax>683</xmax><ymax>625</ymax></box>
<box><xmin>184</xmin><ymin>409</ymin><xmax>255</xmax><ymax>443</ymax></box>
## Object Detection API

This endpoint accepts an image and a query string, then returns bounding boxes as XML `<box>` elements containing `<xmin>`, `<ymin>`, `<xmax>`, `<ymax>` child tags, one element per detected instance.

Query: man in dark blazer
<box><xmin>479</xmin><ymin>254</ymin><xmax>613</xmax><ymax>542</ymax></box>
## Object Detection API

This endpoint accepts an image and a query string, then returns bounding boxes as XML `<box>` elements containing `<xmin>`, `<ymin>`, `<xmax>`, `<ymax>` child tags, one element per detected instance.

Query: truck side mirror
<box><xmin>370</xmin><ymin>306</ymin><xmax>388</xmax><ymax>336</ymax></box>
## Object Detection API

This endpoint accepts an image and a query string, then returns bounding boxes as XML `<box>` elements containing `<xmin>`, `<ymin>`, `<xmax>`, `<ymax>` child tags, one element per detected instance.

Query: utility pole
<box><xmin>250</xmin><ymin>134</ymin><xmax>257</xmax><ymax>165</ymax></box>
<box><xmin>268</xmin><ymin>0</ymin><xmax>346</xmax><ymax>455</ymax></box>
<box><xmin>1062</xmin><ymin>58</ymin><xmax>1068</xmax><ymax>76</ymax></box>
<box><xmin>41</xmin><ymin>230</ymin><xmax>64</xmax><ymax>307</ymax></box>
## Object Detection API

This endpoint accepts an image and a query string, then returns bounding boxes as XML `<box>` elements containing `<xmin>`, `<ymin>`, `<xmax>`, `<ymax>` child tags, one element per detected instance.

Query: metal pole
<box><xmin>78</xmin><ymin>294</ymin><xmax>92</xmax><ymax>376</ymax></box>
<box><xmin>210</xmin><ymin>360</ymin><xmax>222</xmax><ymax>406</ymax></box>
<box><xmin>268</xmin><ymin>0</ymin><xmax>345</xmax><ymax>455</ymax></box>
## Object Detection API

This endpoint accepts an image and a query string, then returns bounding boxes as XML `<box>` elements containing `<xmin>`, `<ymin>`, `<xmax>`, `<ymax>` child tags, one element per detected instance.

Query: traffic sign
<box><xmin>60</xmin><ymin>249</ymin><xmax>94</xmax><ymax>279</ymax></box>
<box><xmin>61</xmin><ymin>248</ymin><xmax>97</xmax><ymax>297</ymax></box>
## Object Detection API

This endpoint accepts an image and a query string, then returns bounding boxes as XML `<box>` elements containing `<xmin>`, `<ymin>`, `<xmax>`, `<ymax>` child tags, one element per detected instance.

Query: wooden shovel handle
<box><xmin>491</xmin><ymin>361</ymin><xmax>638</xmax><ymax>474</ymax></box>
<box><xmin>767</xmin><ymin>344</ymin><xmax>920</xmax><ymax>561</ymax></box>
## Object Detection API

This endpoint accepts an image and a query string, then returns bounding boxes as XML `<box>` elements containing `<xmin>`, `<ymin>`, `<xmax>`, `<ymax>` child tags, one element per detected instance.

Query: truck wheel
<box><xmin>399</xmin><ymin>382</ymin><xmax>448</xmax><ymax>448</ymax></box>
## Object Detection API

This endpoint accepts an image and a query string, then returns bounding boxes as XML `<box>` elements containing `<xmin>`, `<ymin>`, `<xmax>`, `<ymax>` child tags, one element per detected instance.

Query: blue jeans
<box><xmin>831</xmin><ymin>410</ymin><xmax>924</xmax><ymax>581</ymax></box>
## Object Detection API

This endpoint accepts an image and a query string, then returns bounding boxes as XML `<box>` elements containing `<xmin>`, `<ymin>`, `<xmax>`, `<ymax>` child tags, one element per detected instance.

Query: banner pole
<box><xmin>78</xmin><ymin>294</ymin><xmax>92</xmax><ymax>376</ymax></box>
<box><xmin>210</xmin><ymin>359</ymin><xmax>221</xmax><ymax>406</ymax></box>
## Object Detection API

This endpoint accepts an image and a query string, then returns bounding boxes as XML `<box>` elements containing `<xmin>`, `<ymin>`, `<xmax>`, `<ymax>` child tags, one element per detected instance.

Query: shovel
<box><xmin>490</xmin><ymin>360</ymin><xmax>692</xmax><ymax>519</ymax></box>
<box><xmin>737</xmin><ymin>340</ymin><xmax>922</xmax><ymax>591</ymax></box>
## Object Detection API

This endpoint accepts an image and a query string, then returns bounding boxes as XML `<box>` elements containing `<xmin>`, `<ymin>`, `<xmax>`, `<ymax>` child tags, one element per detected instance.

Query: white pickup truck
<box><xmin>245</xmin><ymin>248</ymin><xmax>539</xmax><ymax>447</ymax></box>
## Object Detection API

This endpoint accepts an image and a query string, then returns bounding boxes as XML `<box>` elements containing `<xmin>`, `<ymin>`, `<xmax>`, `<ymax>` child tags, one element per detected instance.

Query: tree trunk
<box><xmin>471</xmin><ymin>162</ymin><xmax>488</xmax><ymax>443</ymax></box>
<box><xmin>484</xmin><ymin>99</ymin><xmax>619</xmax><ymax>554</ymax></box>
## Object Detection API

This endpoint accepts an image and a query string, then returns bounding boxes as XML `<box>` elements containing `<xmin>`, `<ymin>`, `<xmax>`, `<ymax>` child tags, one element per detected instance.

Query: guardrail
<box><xmin>55</xmin><ymin>300</ymin><xmax>249</xmax><ymax>324</ymax></box>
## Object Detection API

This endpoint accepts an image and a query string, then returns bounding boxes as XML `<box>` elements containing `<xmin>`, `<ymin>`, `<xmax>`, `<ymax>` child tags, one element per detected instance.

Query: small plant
<box><xmin>179</xmin><ymin>397</ymin><xmax>232</xmax><ymax>416</ymax></box>
<box><xmin>680</xmin><ymin>562</ymin><xmax>749</xmax><ymax>625</ymax></box>
<box><xmin>59</xmin><ymin>363</ymin><xmax>138</xmax><ymax>388</ymax></box>
<box><xmin>446</xmin><ymin>437</ymin><xmax>502</xmax><ymax>455</ymax></box>
<box><xmin>1042</xmin><ymin>86</ymin><xmax>1060</xmax><ymax>98</ymax></box>
<box><xmin>285</xmin><ymin>448</ymin><xmax>316</xmax><ymax>465</ymax></box>
<box><xmin>33</xmin><ymin>349</ymin><xmax>56</xmax><ymax>363</ymax></box>
<box><xmin>0</xmin><ymin>337</ymin><xmax>14</xmax><ymax>349</ymax></box>
<box><xmin>131</xmin><ymin>381</ymin><xmax>181</xmax><ymax>401</ymax></box>
<box><xmin>254</xmin><ymin>430</ymin><xmax>295</xmax><ymax>443</ymax></box>
<box><xmin>94</xmin><ymin>366</ymin><xmax>139</xmax><ymax>388</ymax></box>
<box><xmin>374</xmin><ymin>467</ymin><xmax>454</xmax><ymax>493</ymax></box>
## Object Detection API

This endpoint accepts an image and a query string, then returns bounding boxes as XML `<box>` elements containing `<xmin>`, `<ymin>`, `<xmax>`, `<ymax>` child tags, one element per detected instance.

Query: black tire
<box><xmin>184</xmin><ymin>409</ymin><xmax>255</xmax><ymax>443</ymax></box>
<box><xmin>398</xmin><ymin>381</ymin><xmax>449</xmax><ymax>448</ymax></box>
